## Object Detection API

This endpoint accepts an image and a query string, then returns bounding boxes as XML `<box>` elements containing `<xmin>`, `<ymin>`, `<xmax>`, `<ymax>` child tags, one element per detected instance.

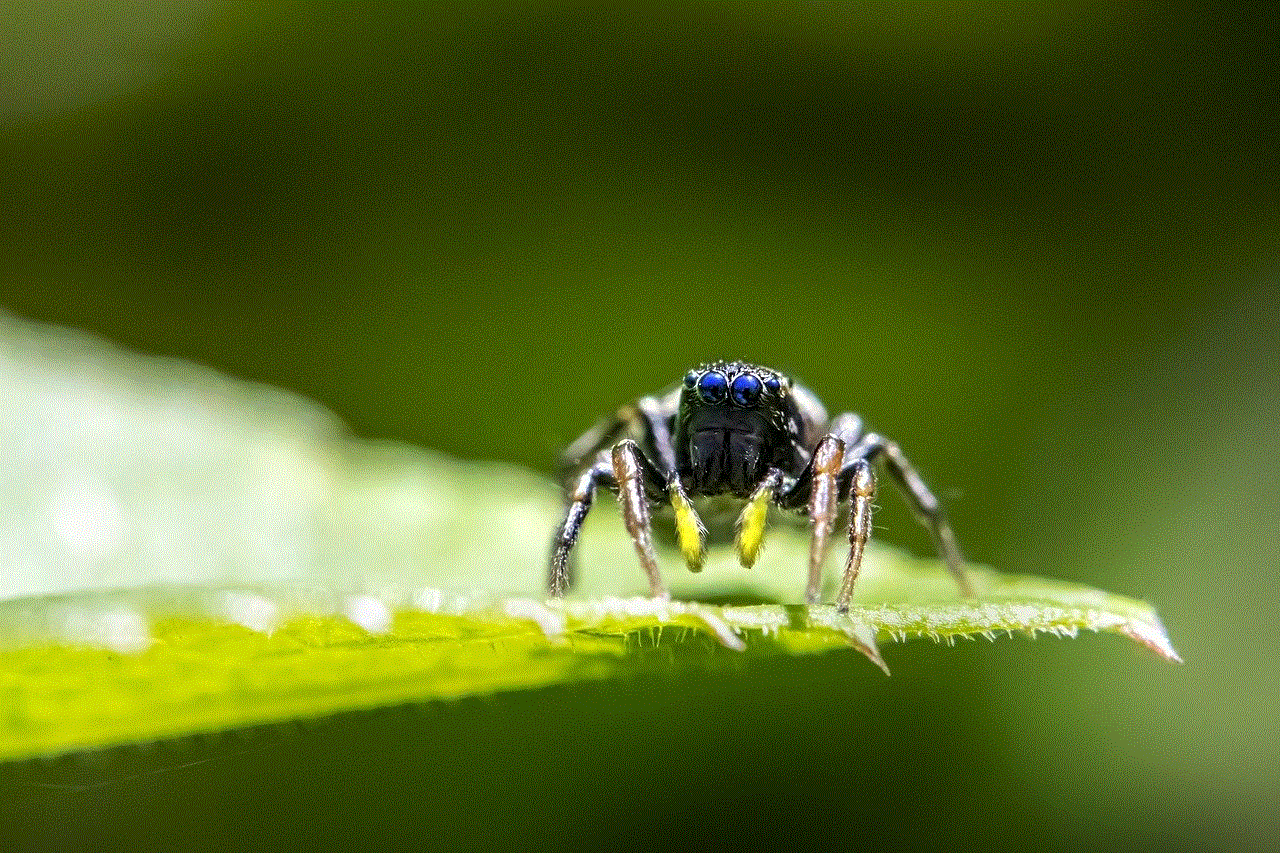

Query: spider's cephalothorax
<box><xmin>550</xmin><ymin>362</ymin><xmax>973</xmax><ymax>611</ymax></box>
<box><xmin>675</xmin><ymin>361</ymin><xmax>807</xmax><ymax>497</ymax></box>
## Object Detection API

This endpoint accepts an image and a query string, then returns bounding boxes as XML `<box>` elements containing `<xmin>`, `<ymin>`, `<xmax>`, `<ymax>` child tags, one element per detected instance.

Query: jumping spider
<box><xmin>550</xmin><ymin>361</ymin><xmax>973</xmax><ymax>612</ymax></box>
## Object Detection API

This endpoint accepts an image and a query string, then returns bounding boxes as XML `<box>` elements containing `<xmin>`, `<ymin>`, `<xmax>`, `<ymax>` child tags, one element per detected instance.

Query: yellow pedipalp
<box><xmin>735</xmin><ymin>484</ymin><xmax>773</xmax><ymax>569</ymax></box>
<box><xmin>669</xmin><ymin>481</ymin><xmax>705</xmax><ymax>573</ymax></box>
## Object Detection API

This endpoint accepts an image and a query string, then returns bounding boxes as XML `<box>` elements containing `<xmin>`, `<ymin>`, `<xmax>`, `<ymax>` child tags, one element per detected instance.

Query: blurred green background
<box><xmin>1</xmin><ymin>3</ymin><xmax>1276</xmax><ymax>851</ymax></box>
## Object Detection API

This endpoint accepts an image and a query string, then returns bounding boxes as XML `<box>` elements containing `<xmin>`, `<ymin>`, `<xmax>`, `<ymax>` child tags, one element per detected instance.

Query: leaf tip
<box><xmin>858</xmin><ymin>638</ymin><xmax>891</xmax><ymax>676</ymax></box>
<box><xmin>1121</xmin><ymin>615</ymin><xmax>1182</xmax><ymax>664</ymax></box>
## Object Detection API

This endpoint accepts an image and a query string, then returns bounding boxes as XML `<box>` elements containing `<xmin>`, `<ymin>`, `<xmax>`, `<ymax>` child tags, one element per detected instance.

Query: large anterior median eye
<box><xmin>730</xmin><ymin>373</ymin><xmax>762</xmax><ymax>407</ymax></box>
<box><xmin>697</xmin><ymin>370</ymin><xmax>728</xmax><ymax>404</ymax></box>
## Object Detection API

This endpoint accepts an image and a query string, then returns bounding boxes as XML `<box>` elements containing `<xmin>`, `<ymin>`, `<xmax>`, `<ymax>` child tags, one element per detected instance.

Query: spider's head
<box><xmin>676</xmin><ymin>362</ymin><xmax>794</xmax><ymax>496</ymax></box>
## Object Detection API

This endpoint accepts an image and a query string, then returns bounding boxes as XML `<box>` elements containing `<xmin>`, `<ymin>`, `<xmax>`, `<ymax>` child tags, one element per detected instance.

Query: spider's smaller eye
<box><xmin>730</xmin><ymin>373</ymin><xmax>762</xmax><ymax>407</ymax></box>
<box><xmin>683</xmin><ymin>371</ymin><xmax>698</xmax><ymax>390</ymax></box>
<box><xmin>763</xmin><ymin>375</ymin><xmax>781</xmax><ymax>395</ymax></box>
<box><xmin>697</xmin><ymin>371</ymin><xmax>728</xmax><ymax>404</ymax></box>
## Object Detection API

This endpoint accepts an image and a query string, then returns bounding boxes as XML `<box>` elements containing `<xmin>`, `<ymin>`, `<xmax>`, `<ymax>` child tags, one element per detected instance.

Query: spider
<box><xmin>550</xmin><ymin>361</ymin><xmax>974</xmax><ymax>612</ymax></box>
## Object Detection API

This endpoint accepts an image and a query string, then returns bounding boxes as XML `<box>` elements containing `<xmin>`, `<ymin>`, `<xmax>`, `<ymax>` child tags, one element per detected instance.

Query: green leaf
<box><xmin>0</xmin><ymin>312</ymin><xmax>1179</xmax><ymax>761</ymax></box>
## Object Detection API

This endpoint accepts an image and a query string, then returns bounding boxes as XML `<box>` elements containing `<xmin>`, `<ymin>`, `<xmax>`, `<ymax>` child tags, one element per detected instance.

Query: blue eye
<box><xmin>697</xmin><ymin>371</ymin><xmax>728</xmax><ymax>404</ymax></box>
<box><xmin>731</xmin><ymin>373</ymin><xmax>762</xmax><ymax>407</ymax></box>
<box><xmin>683</xmin><ymin>371</ymin><xmax>698</xmax><ymax>390</ymax></box>
<box><xmin>763</xmin><ymin>375</ymin><xmax>781</xmax><ymax>394</ymax></box>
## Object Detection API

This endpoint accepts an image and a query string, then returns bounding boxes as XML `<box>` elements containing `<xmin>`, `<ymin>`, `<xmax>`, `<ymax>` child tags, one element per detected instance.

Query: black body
<box><xmin>674</xmin><ymin>364</ymin><xmax>808</xmax><ymax>497</ymax></box>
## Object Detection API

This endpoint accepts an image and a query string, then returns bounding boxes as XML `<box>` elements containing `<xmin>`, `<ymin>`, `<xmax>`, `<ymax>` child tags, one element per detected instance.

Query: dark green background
<box><xmin>2</xmin><ymin>4</ymin><xmax>1276</xmax><ymax>851</ymax></box>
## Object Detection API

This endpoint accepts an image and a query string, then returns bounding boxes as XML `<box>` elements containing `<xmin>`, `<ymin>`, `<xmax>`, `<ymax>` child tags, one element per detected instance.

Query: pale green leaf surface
<box><xmin>0</xmin><ymin>313</ymin><xmax>1178</xmax><ymax>760</ymax></box>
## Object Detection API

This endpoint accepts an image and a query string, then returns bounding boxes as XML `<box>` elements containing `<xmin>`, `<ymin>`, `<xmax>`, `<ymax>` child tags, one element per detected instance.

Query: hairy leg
<box><xmin>549</xmin><ymin>459</ymin><xmax>613</xmax><ymax>597</ymax></box>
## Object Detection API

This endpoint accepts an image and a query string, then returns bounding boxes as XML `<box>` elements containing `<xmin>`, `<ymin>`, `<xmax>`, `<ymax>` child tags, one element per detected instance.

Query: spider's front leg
<box><xmin>611</xmin><ymin>439</ymin><xmax>671</xmax><ymax>600</ymax></box>
<box><xmin>778</xmin><ymin>435</ymin><xmax>847</xmax><ymax>604</ymax></box>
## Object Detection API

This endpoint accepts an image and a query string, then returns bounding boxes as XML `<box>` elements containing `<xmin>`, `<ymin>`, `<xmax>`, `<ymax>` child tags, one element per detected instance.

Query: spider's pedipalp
<box><xmin>668</xmin><ymin>476</ymin><xmax>706</xmax><ymax>573</ymax></box>
<box><xmin>735</xmin><ymin>468</ymin><xmax>783</xmax><ymax>569</ymax></box>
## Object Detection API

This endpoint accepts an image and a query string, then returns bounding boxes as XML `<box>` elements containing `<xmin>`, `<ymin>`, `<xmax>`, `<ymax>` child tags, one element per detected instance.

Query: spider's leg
<box><xmin>559</xmin><ymin>414</ymin><xmax>630</xmax><ymax>485</ymax></box>
<box><xmin>843</xmin><ymin>433</ymin><xmax>974</xmax><ymax>598</ymax></box>
<box><xmin>778</xmin><ymin>435</ymin><xmax>846</xmax><ymax>604</ymax></box>
<box><xmin>836</xmin><ymin>459</ymin><xmax>876</xmax><ymax>613</ymax></box>
<box><xmin>612</xmin><ymin>439</ymin><xmax>671</xmax><ymax>600</ymax></box>
<box><xmin>735</xmin><ymin>468</ymin><xmax>783</xmax><ymax>569</ymax></box>
<box><xmin>549</xmin><ymin>457</ymin><xmax>614</xmax><ymax>597</ymax></box>
<box><xmin>558</xmin><ymin>395</ymin><xmax>676</xmax><ymax>486</ymax></box>
<box><xmin>630</xmin><ymin>398</ymin><xmax>705</xmax><ymax>572</ymax></box>
<box><xmin>806</xmin><ymin>437</ymin><xmax>846</xmax><ymax>603</ymax></box>
<box><xmin>635</xmin><ymin>395</ymin><xmax>678</xmax><ymax>474</ymax></box>
<box><xmin>776</xmin><ymin>412</ymin><xmax>862</xmax><ymax>508</ymax></box>
<box><xmin>555</xmin><ymin>395</ymin><xmax>678</xmax><ymax>594</ymax></box>
<box><xmin>827</xmin><ymin>412</ymin><xmax>864</xmax><ymax>445</ymax></box>
<box><xmin>816</xmin><ymin>412</ymin><xmax>872</xmax><ymax>611</ymax></box>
